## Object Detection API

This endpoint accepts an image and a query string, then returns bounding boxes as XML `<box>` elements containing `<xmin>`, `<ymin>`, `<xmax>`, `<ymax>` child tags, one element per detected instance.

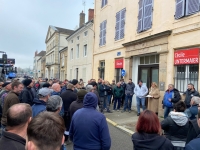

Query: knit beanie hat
<box><xmin>71</xmin><ymin>79</ymin><xmax>78</xmax><ymax>85</ymax></box>
<box><xmin>77</xmin><ymin>89</ymin><xmax>87</xmax><ymax>100</ymax></box>
<box><xmin>23</xmin><ymin>79</ymin><xmax>32</xmax><ymax>87</ymax></box>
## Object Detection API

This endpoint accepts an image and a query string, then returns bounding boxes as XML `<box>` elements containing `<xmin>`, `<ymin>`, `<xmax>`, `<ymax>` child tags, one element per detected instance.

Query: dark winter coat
<box><xmin>161</xmin><ymin>112</ymin><xmax>189</xmax><ymax>141</ymax></box>
<box><xmin>69</xmin><ymin>99</ymin><xmax>83</xmax><ymax>119</ymax></box>
<box><xmin>185</xmin><ymin>105</ymin><xmax>198</xmax><ymax>120</ymax></box>
<box><xmin>20</xmin><ymin>87</ymin><xmax>34</xmax><ymax>106</ymax></box>
<box><xmin>125</xmin><ymin>82</ymin><xmax>135</xmax><ymax>95</ymax></box>
<box><xmin>113</xmin><ymin>86</ymin><xmax>124</xmax><ymax>98</ymax></box>
<box><xmin>31</xmin><ymin>98</ymin><xmax>46</xmax><ymax>117</ymax></box>
<box><xmin>0</xmin><ymin>130</ymin><xmax>26</xmax><ymax>150</ymax></box>
<box><xmin>99</xmin><ymin>84</ymin><xmax>110</xmax><ymax>97</ymax></box>
<box><xmin>163</xmin><ymin>88</ymin><xmax>181</xmax><ymax>108</ymax></box>
<box><xmin>184</xmin><ymin>89</ymin><xmax>199</xmax><ymax>107</ymax></box>
<box><xmin>185</xmin><ymin>134</ymin><xmax>200</xmax><ymax>150</ymax></box>
<box><xmin>186</xmin><ymin>119</ymin><xmax>200</xmax><ymax>144</ymax></box>
<box><xmin>132</xmin><ymin>132</ymin><xmax>174</xmax><ymax>150</ymax></box>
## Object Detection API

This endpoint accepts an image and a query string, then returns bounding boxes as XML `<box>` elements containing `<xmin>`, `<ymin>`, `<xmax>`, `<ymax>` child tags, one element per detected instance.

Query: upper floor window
<box><xmin>101</xmin><ymin>0</ymin><xmax>108</xmax><ymax>8</ymax></box>
<box><xmin>83</xmin><ymin>45</ymin><xmax>87</xmax><ymax>57</ymax></box>
<box><xmin>62</xmin><ymin>54</ymin><xmax>64</xmax><ymax>66</ymax></box>
<box><xmin>71</xmin><ymin>40</ymin><xmax>73</xmax><ymax>43</ymax></box>
<box><xmin>115</xmin><ymin>8</ymin><xmax>126</xmax><ymax>41</ymax></box>
<box><xmin>137</xmin><ymin>0</ymin><xmax>153</xmax><ymax>33</ymax></box>
<box><xmin>99</xmin><ymin>20</ymin><xmax>107</xmax><ymax>46</ymax></box>
<box><xmin>70</xmin><ymin>49</ymin><xmax>73</xmax><ymax>60</ymax></box>
<box><xmin>175</xmin><ymin>0</ymin><xmax>200</xmax><ymax>19</ymax></box>
<box><xmin>84</xmin><ymin>31</ymin><xmax>88</xmax><ymax>36</ymax></box>
<box><xmin>77</xmin><ymin>36</ymin><xmax>80</xmax><ymax>40</ymax></box>
<box><xmin>76</xmin><ymin>44</ymin><xmax>79</xmax><ymax>58</ymax></box>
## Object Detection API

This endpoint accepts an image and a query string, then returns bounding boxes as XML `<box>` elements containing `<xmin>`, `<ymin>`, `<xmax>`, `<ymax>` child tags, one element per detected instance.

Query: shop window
<box><xmin>115</xmin><ymin>68</ymin><xmax>123</xmax><ymax>83</ymax></box>
<box><xmin>174</xmin><ymin>64</ymin><xmax>199</xmax><ymax>93</ymax></box>
<box><xmin>98</xmin><ymin>61</ymin><xmax>105</xmax><ymax>79</ymax></box>
<box><xmin>140</xmin><ymin>55</ymin><xmax>159</xmax><ymax>65</ymax></box>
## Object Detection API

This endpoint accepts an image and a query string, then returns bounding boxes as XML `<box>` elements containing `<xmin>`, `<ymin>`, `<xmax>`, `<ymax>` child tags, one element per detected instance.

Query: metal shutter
<box><xmin>143</xmin><ymin>0</ymin><xmax>153</xmax><ymax>31</ymax></box>
<box><xmin>101</xmin><ymin>0</ymin><xmax>104</xmax><ymax>8</ymax></box>
<box><xmin>103</xmin><ymin>20</ymin><xmax>107</xmax><ymax>45</ymax></box>
<box><xmin>115</xmin><ymin>12</ymin><xmax>120</xmax><ymax>41</ymax></box>
<box><xmin>120</xmin><ymin>8</ymin><xmax>126</xmax><ymax>39</ymax></box>
<box><xmin>175</xmin><ymin>0</ymin><xmax>185</xmax><ymax>19</ymax></box>
<box><xmin>99</xmin><ymin>22</ymin><xmax>103</xmax><ymax>46</ymax></box>
<box><xmin>137</xmin><ymin>0</ymin><xmax>144</xmax><ymax>33</ymax></box>
<box><xmin>186</xmin><ymin>0</ymin><xmax>200</xmax><ymax>16</ymax></box>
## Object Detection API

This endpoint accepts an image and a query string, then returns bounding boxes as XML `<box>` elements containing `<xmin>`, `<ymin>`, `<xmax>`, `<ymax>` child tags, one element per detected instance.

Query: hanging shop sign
<box><xmin>115</xmin><ymin>59</ymin><xmax>123</xmax><ymax>68</ymax></box>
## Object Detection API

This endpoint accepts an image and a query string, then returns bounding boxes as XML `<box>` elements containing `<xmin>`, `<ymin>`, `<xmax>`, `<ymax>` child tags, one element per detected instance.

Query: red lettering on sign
<box><xmin>115</xmin><ymin>59</ymin><xmax>123</xmax><ymax>68</ymax></box>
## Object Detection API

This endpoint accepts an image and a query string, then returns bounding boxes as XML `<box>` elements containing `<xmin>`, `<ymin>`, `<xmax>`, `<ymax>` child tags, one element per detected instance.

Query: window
<box><xmin>70</xmin><ymin>69</ymin><xmax>72</xmax><ymax>80</ymax></box>
<box><xmin>71</xmin><ymin>40</ymin><xmax>73</xmax><ymax>43</ymax></box>
<box><xmin>99</xmin><ymin>20</ymin><xmax>107</xmax><ymax>46</ymax></box>
<box><xmin>137</xmin><ymin>0</ymin><xmax>153</xmax><ymax>33</ymax></box>
<box><xmin>139</xmin><ymin>55</ymin><xmax>159</xmax><ymax>64</ymax></box>
<box><xmin>70</xmin><ymin>48</ymin><xmax>73</xmax><ymax>60</ymax></box>
<box><xmin>83</xmin><ymin>45</ymin><xmax>87</xmax><ymax>57</ymax></box>
<box><xmin>115</xmin><ymin>8</ymin><xmax>126</xmax><ymax>41</ymax></box>
<box><xmin>175</xmin><ymin>0</ymin><xmax>200</xmax><ymax>19</ymax></box>
<box><xmin>84</xmin><ymin>31</ymin><xmax>88</xmax><ymax>36</ymax></box>
<box><xmin>99</xmin><ymin>61</ymin><xmax>105</xmax><ymax>79</ymax></box>
<box><xmin>101</xmin><ymin>0</ymin><xmax>108</xmax><ymax>8</ymax></box>
<box><xmin>82</xmin><ymin>68</ymin><xmax>86</xmax><ymax>82</ymax></box>
<box><xmin>76</xmin><ymin>44</ymin><xmax>79</xmax><ymax>58</ymax></box>
<box><xmin>77</xmin><ymin>36</ymin><xmax>79</xmax><ymax>40</ymax></box>
<box><xmin>174</xmin><ymin>64</ymin><xmax>199</xmax><ymax>92</ymax></box>
<box><xmin>62</xmin><ymin>54</ymin><xmax>64</xmax><ymax>66</ymax></box>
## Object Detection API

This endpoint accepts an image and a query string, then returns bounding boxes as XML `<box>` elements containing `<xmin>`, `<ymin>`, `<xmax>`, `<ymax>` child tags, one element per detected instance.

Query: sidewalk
<box><xmin>104</xmin><ymin>106</ymin><xmax>139</xmax><ymax>135</ymax></box>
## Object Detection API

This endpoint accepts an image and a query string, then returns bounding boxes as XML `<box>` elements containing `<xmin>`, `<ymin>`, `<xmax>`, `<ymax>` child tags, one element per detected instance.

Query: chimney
<box><xmin>35</xmin><ymin>50</ymin><xmax>38</xmax><ymax>57</ymax></box>
<box><xmin>88</xmin><ymin>9</ymin><xmax>94</xmax><ymax>21</ymax></box>
<box><xmin>79</xmin><ymin>11</ymin><xmax>85</xmax><ymax>27</ymax></box>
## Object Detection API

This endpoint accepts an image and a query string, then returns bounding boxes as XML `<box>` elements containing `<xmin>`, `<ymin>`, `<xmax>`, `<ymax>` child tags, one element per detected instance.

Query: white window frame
<box><xmin>76</xmin><ymin>44</ymin><xmax>79</xmax><ymax>58</ymax></box>
<box><xmin>71</xmin><ymin>48</ymin><xmax>73</xmax><ymax>60</ymax></box>
<box><xmin>83</xmin><ymin>44</ymin><xmax>87</xmax><ymax>57</ymax></box>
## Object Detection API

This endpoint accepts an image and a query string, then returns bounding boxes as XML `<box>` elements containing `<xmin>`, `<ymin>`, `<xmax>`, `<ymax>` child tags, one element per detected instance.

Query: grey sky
<box><xmin>0</xmin><ymin>0</ymin><xmax>94</xmax><ymax>68</ymax></box>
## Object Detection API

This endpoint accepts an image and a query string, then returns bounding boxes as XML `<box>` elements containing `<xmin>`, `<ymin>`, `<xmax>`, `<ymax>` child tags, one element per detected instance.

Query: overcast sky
<box><xmin>0</xmin><ymin>0</ymin><xmax>94</xmax><ymax>68</ymax></box>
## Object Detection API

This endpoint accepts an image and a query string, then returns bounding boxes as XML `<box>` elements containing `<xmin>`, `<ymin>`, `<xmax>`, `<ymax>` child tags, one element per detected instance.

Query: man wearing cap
<box><xmin>71</xmin><ymin>79</ymin><xmax>79</xmax><ymax>93</ymax></box>
<box><xmin>31</xmin><ymin>87</ymin><xmax>52</xmax><ymax>117</ymax></box>
<box><xmin>0</xmin><ymin>82</ymin><xmax>12</xmax><ymax>108</ymax></box>
<box><xmin>69</xmin><ymin>89</ymin><xmax>87</xmax><ymax>118</ymax></box>
<box><xmin>20</xmin><ymin>78</ymin><xmax>34</xmax><ymax>106</ymax></box>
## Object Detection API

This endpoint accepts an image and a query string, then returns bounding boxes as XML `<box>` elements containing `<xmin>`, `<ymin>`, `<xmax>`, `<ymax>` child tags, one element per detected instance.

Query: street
<box><xmin>66</xmin><ymin>122</ymin><xmax>133</xmax><ymax>150</ymax></box>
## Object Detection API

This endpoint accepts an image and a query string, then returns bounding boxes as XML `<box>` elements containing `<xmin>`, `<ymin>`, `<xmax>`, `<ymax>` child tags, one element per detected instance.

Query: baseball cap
<box><xmin>38</xmin><ymin>88</ymin><xmax>52</xmax><ymax>97</ymax></box>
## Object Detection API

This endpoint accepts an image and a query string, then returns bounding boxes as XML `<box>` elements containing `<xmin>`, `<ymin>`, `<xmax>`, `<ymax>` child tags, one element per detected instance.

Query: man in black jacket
<box><xmin>20</xmin><ymin>78</ymin><xmax>34</xmax><ymax>106</ymax></box>
<box><xmin>184</xmin><ymin>83</ymin><xmax>199</xmax><ymax>108</ymax></box>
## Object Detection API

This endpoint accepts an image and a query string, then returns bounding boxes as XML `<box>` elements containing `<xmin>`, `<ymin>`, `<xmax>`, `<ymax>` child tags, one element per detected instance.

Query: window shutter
<box><xmin>143</xmin><ymin>0</ymin><xmax>153</xmax><ymax>31</ymax></box>
<box><xmin>105</xmin><ymin>0</ymin><xmax>108</xmax><ymax>5</ymax></box>
<box><xmin>186</xmin><ymin>0</ymin><xmax>200</xmax><ymax>16</ymax></box>
<box><xmin>120</xmin><ymin>8</ymin><xmax>126</xmax><ymax>39</ymax></box>
<box><xmin>115</xmin><ymin>12</ymin><xmax>120</xmax><ymax>41</ymax></box>
<box><xmin>99</xmin><ymin>23</ymin><xmax>103</xmax><ymax>46</ymax></box>
<box><xmin>103</xmin><ymin>20</ymin><xmax>107</xmax><ymax>45</ymax></box>
<box><xmin>137</xmin><ymin>0</ymin><xmax>144</xmax><ymax>33</ymax></box>
<box><xmin>175</xmin><ymin>0</ymin><xmax>185</xmax><ymax>19</ymax></box>
<box><xmin>101</xmin><ymin>0</ymin><xmax>104</xmax><ymax>8</ymax></box>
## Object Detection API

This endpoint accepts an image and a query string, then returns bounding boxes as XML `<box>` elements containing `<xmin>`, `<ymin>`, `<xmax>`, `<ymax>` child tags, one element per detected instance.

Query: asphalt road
<box><xmin>66</xmin><ymin>122</ymin><xmax>133</xmax><ymax>150</ymax></box>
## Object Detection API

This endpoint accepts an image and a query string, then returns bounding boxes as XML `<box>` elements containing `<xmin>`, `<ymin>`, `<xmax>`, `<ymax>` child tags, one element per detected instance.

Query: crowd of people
<box><xmin>0</xmin><ymin>77</ymin><xmax>200</xmax><ymax>149</ymax></box>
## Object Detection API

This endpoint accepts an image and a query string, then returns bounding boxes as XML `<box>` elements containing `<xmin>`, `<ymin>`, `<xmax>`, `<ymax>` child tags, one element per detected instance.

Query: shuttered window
<box><xmin>99</xmin><ymin>20</ymin><xmax>107</xmax><ymax>46</ymax></box>
<box><xmin>137</xmin><ymin>0</ymin><xmax>153</xmax><ymax>33</ymax></box>
<box><xmin>186</xmin><ymin>0</ymin><xmax>200</xmax><ymax>15</ymax></box>
<box><xmin>175</xmin><ymin>0</ymin><xmax>185</xmax><ymax>19</ymax></box>
<box><xmin>101</xmin><ymin>0</ymin><xmax>108</xmax><ymax>8</ymax></box>
<box><xmin>115</xmin><ymin>8</ymin><xmax>126</xmax><ymax>41</ymax></box>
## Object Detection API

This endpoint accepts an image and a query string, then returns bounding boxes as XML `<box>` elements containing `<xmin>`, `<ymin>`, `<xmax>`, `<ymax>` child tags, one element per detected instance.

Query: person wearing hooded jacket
<box><xmin>163</xmin><ymin>84</ymin><xmax>181</xmax><ymax>119</ymax></box>
<box><xmin>132</xmin><ymin>110</ymin><xmax>173</xmax><ymax>150</ymax></box>
<box><xmin>161</xmin><ymin>101</ymin><xmax>189</xmax><ymax>150</ymax></box>
<box><xmin>69</xmin><ymin>92</ymin><xmax>111</xmax><ymax>150</ymax></box>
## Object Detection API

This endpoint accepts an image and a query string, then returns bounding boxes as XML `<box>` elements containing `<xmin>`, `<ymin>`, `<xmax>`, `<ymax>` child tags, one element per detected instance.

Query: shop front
<box><xmin>115</xmin><ymin>58</ymin><xmax>124</xmax><ymax>82</ymax></box>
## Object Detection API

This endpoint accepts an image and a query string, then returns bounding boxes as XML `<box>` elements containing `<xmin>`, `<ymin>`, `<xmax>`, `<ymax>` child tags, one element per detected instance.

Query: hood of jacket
<box><xmin>169</xmin><ymin>111</ymin><xmax>188</xmax><ymax>126</ymax></box>
<box><xmin>83</xmin><ymin>92</ymin><xmax>98</xmax><ymax>109</ymax></box>
<box><xmin>33</xmin><ymin>98</ymin><xmax>46</xmax><ymax>105</ymax></box>
<box><xmin>132</xmin><ymin>132</ymin><xmax>168</xmax><ymax>149</ymax></box>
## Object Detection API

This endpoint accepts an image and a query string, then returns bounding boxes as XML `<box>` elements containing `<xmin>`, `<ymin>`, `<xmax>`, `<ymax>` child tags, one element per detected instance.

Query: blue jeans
<box><xmin>113</xmin><ymin>98</ymin><xmax>121</xmax><ymax>110</ymax></box>
<box><xmin>136</xmin><ymin>97</ymin><xmax>146</xmax><ymax>113</ymax></box>
<box><xmin>124</xmin><ymin>94</ymin><xmax>133</xmax><ymax>111</ymax></box>
<box><xmin>164</xmin><ymin>106</ymin><xmax>173</xmax><ymax>119</ymax></box>
<box><xmin>107</xmin><ymin>95</ymin><xmax>111</xmax><ymax>105</ymax></box>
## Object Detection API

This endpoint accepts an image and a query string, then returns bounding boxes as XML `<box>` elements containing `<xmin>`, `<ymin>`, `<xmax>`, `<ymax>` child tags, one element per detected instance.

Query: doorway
<box><xmin>138</xmin><ymin>65</ymin><xmax>159</xmax><ymax>89</ymax></box>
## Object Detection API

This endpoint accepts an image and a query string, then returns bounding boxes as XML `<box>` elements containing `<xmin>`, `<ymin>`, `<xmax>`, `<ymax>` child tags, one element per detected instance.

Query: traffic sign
<box><xmin>121</xmin><ymin>69</ymin><xmax>126</xmax><ymax>77</ymax></box>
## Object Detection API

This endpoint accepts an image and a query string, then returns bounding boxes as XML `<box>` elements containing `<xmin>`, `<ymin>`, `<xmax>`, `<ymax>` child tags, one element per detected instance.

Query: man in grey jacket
<box><xmin>122</xmin><ymin>79</ymin><xmax>135</xmax><ymax>113</ymax></box>
<box><xmin>134</xmin><ymin>80</ymin><xmax>148</xmax><ymax>116</ymax></box>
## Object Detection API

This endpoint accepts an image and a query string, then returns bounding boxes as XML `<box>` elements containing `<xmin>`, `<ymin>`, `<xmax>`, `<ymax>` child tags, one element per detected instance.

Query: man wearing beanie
<box><xmin>69</xmin><ymin>89</ymin><xmax>87</xmax><ymax>118</ymax></box>
<box><xmin>71</xmin><ymin>79</ymin><xmax>78</xmax><ymax>93</ymax></box>
<box><xmin>20</xmin><ymin>78</ymin><xmax>34</xmax><ymax>106</ymax></box>
<box><xmin>69</xmin><ymin>92</ymin><xmax>111</xmax><ymax>150</ymax></box>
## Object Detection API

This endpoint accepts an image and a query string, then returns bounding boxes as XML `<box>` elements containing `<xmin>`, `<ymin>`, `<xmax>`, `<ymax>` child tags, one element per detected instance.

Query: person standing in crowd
<box><xmin>79</xmin><ymin>78</ymin><xmax>84</xmax><ymax>89</ymax></box>
<box><xmin>46</xmin><ymin>95</ymin><xmax>63</xmax><ymax>114</ymax></box>
<box><xmin>71</xmin><ymin>79</ymin><xmax>79</xmax><ymax>93</ymax></box>
<box><xmin>32</xmin><ymin>88</ymin><xmax>52</xmax><ymax>117</ymax></box>
<box><xmin>99</xmin><ymin>80</ymin><xmax>112</xmax><ymax>113</ymax></box>
<box><xmin>184</xmin><ymin>83</ymin><xmax>199</xmax><ymax>108</ymax></box>
<box><xmin>0</xmin><ymin>103</ymin><xmax>32</xmax><ymax>150</ymax></box>
<box><xmin>31</xmin><ymin>79</ymin><xmax>37</xmax><ymax>98</ymax></box>
<box><xmin>113</xmin><ymin>82</ymin><xmax>123</xmax><ymax>111</ymax></box>
<box><xmin>69</xmin><ymin>92</ymin><xmax>111</xmax><ymax>150</ymax></box>
<box><xmin>0</xmin><ymin>82</ymin><xmax>4</xmax><ymax>92</ymax></box>
<box><xmin>185</xmin><ymin>109</ymin><xmax>200</xmax><ymax>150</ymax></box>
<box><xmin>122</xmin><ymin>79</ymin><xmax>135</xmax><ymax>113</ymax></box>
<box><xmin>97</xmin><ymin>78</ymin><xmax>102</xmax><ymax>92</ymax></box>
<box><xmin>132</xmin><ymin>110</ymin><xmax>174</xmax><ymax>150</ymax></box>
<box><xmin>185</xmin><ymin>96</ymin><xmax>200</xmax><ymax>120</ymax></box>
<box><xmin>60</xmin><ymin>83</ymin><xmax>77</xmax><ymax>142</ymax></box>
<box><xmin>147</xmin><ymin>82</ymin><xmax>160</xmax><ymax>115</ymax></box>
<box><xmin>120</xmin><ymin>78</ymin><xmax>126</xmax><ymax>107</ymax></box>
<box><xmin>111</xmin><ymin>80</ymin><xmax>116</xmax><ymax>104</ymax></box>
<box><xmin>20</xmin><ymin>78</ymin><xmax>34</xmax><ymax>106</ymax></box>
<box><xmin>51</xmin><ymin>83</ymin><xmax>61</xmax><ymax>96</ymax></box>
<box><xmin>61</xmin><ymin>81</ymin><xmax>67</xmax><ymax>94</ymax></box>
<box><xmin>69</xmin><ymin>89</ymin><xmax>87</xmax><ymax>118</ymax></box>
<box><xmin>26</xmin><ymin>112</ymin><xmax>65</xmax><ymax>150</ymax></box>
<box><xmin>134</xmin><ymin>80</ymin><xmax>148</xmax><ymax>116</ymax></box>
<box><xmin>163</xmin><ymin>84</ymin><xmax>181</xmax><ymax>119</ymax></box>
<box><xmin>161</xmin><ymin>101</ymin><xmax>189</xmax><ymax>150</ymax></box>
<box><xmin>105</xmin><ymin>81</ymin><xmax>112</xmax><ymax>106</ymax></box>
<box><xmin>1</xmin><ymin>81</ymin><xmax>23</xmax><ymax>129</ymax></box>
<box><xmin>0</xmin><ymin>82</ymin><xmax>12</xmax><ymax>108</ymax></box>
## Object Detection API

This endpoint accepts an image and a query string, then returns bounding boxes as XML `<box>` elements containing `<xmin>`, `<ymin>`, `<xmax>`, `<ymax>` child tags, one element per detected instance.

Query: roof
<box><xmin>37</xmin><ymin>51</ymin><xmax>46</xmax><ymax>57</ymax></box>
<box><xmin>66</xmin><ymin>19</ymin><xmax>93</xmax><ymax>40</ymax></box>
<box><xmin>54</xmin><ymin>26</ymin><xmax>74</xmax><ymax>35</ymax></box>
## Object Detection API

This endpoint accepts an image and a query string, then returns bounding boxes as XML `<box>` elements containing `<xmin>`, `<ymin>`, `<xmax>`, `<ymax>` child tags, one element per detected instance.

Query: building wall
<box><xmin>37</xmin><ymin>58</ymin><xmax>42</xmax><ymax>78</ymax></box>
<box><xmin>60</xmin><ymin>48</ymin><xmax>68</xmax><ymax>81</ymax></box>
<box><xmin>67</xmin><ymin>23</ymin><xmax>94</xmax><ymax>83</ymax></box>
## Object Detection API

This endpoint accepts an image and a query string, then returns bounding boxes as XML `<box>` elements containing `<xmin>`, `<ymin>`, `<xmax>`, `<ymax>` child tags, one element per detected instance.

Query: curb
<box><xmin>106</xmin><ymin>118</ymin><xmax>134</xmax><ymax>135</ymax></box>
